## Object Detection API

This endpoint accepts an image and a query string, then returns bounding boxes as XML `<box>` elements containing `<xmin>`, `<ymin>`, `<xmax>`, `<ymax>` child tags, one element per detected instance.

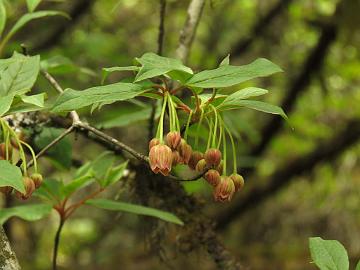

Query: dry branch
<box><xmin>176</xmin><ymin>0</ymin><xmax>206</xmax><ymax>64</ymax></box>
<box><xmin>0</xmin><ymin>227</ymin><xmax>20</xmax><ymax>270</ymax></box>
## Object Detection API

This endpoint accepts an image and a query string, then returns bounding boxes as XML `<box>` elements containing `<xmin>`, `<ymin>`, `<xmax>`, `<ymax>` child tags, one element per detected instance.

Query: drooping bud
<box><xmin>10</xmin><ymin>132</ymin><xmax>25</xmax><ymax>149</ymax></box>
<box><xmin>229</xmin><ymin>173</ymin><xmax>244</xmax><ymax>192</ymax></box>
<box><xmin>31</xmin><ymin>173</ymin><xmax>43</xmax><ymax>189</ymax></box>
<box><xmin>204</xmin><ymin>169</ymin><xmax>221</xmax><ymax>187</ymax></box>
<box><xmin>149</xmin><ymin>144</ymin><xmax>173</xmax><ymax>176</ymax></box>
<box><xmin>213</xmin><ymin>176</ymin><xmax>235</xmax><ymax>202</ymax></box>
<box><xmin>204</xmin><ymin>148</ymin><xmax>222</xmax><ymax>168</ymax></box>
<box><xmin>0</xmin><ymin>186</ymin><xmax>13</xmax><ymax>195</ymax></box>
<box><xmin>15</xmin><ymin>177</ymin><xmax>35</xmax><ymax>200</ymax></box>
<box><xmin>188</xmin><ymin>151</ymin><xmax>204</xmax><ymax>170</ymax></box>
<box><xmin>216</xmin><ymin>160</ymin><xmax>224</xmax><ymax>174</ymax></box>
<box><xmin>177</xmin><ymin>139</ymin><xmax>192</xmax><ymax>164</ymax></box>
<box><xmin>195</xmin><ymin>159</ymin><xmax>207</xmax><ymax>173</ymax></box>
<box><xmin>172</xmin><ymin>150</ymin><xmax>183</xmax><ymax>166</ymax></box>
<box><xmin>148</xmin><ymin>138</ymin><xmax>161</xmax><ymax>151</ymax></box>
<box><xmin>166</xmin><ymin>132</ymin><xmax>181</xmax><ymax>150</ymax></box>
<box><xmin>0</xmin><ymin>143</ymin><xmax>12</xmax><ymax>160</ymax></box>
<box><xmin>0</xmin><ymin>143</ymin><xmax>5</xmax><ymax>158</ymax></box>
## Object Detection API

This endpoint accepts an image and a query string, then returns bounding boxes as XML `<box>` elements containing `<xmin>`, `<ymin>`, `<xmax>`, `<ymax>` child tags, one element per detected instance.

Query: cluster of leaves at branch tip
<box><xmin>0</xmin><ymin>120</ymin><xmax>44</xmax><ymax>200</ymax></box>
<box><xmin>131</xmin><ymin>53</ymin><xmax>286</xmax><ymax>202</ymax></box>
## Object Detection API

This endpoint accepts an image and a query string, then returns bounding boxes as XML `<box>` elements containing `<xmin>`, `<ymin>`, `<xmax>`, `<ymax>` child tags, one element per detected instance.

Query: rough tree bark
<box><xmin>0</xmin><ymin>227</ymin><xmax>20</xmax><ymax>270</ymax></box>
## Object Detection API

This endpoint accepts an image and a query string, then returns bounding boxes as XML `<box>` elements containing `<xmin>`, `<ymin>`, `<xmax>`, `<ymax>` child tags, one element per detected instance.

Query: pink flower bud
<box><xmin>0</xmin><ymin>143</ymin><xmax>12</xmax><ymax>160</ymax></box>
<box><xmin>195</xmin><ymin>159</ymin><xmax>207</xmax><ymax>173</ymax></box>
<box><xmin>216</xmin><ymin>160</ymin><xmax>224</xmax><ymax>174</ymax></box>
<box><xmin>204</xmin><ymin>148</ymin><xmax>222</xmax><ymax>168</ymax></box>
<box><xmin>178</xmin><ymin>139</ymin><xmax>192</xmax><ymax>164</ymax></box>
<box><xmin>15</xmin><ymin>177</ymin><xmax>35</xmax><ymax>200</ymax></box>
<box><xmin>31</xmin><ymin>173</ymin><xmax>43</xmax><ymax>189</ymax></box>
<box><xmin>213</xmin><ymin>176</ymin><xmax>235</xmax><ymax>202</ymax></box>
<box><xmin>229</xmin><ymin>173</ymin><xmax>244</xmax><ymax>192</ymax></box>
<box><xmin>204</xmin><ymin>169</ymin><xmax>221</xmax><ymax>187</ymax></box>
<box><xmin>166</xmin><ymin>131</ymin><xmax>181</xmax><ymax>149</ymax></box>
<box><xmin>188</xmin><ymin>151</ymin><xmax>204</xmax><ymax>170</ymax></box>
<box><xmin>149</xmin><ymin>138</ymin><xmax>161</xmax><ymax>151</ymax></box>
<box><xmin>172</xmin><ymin>150</ymin><xmax>183</xmax><ymax>166</ymax></box>
<box><xmin>149</xmin><ymin>144</ymin><xmax>173</xmax><ymax>176</ymax></box>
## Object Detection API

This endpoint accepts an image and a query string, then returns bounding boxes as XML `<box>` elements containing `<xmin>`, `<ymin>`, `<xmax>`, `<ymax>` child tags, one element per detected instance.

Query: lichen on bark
<box><xmin>0</xmin><ymin>227</ymin><xmax>20</xmax><ymax>270</ymax></box>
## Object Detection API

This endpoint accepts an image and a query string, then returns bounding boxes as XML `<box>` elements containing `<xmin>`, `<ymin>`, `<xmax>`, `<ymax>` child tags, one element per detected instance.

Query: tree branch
<box><xmin>221</xmin><ymin>0</ymin><xmax>293</xmax><ymax>61</ymax></box>
<box><xmin>27</xmin><ymin>126</ymin><xmax>74</xmax><ymax>168</ymax></box>
<box><xmin>32</xmin><ymin>0</ymin><xmax>96</xmax><ymax>53</ymax></box>
<box><xmin>176</xmin><ymin>0</ymin><xmax>206</xmax><ymax>64</ymax></box>
<box><xmin>216</xmin><ymin>118</ymin><xmax>360</xmax><ymax>230</ymax></box>
<box><xmin>0</xmin><ymin>227</ymin><xmax>20</xmax><ymax>270</ymax></box>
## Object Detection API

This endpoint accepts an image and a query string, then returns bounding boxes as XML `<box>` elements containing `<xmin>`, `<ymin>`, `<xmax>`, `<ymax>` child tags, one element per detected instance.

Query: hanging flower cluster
<box><xmin>0</xmin><ymin>118</ymin><xmax>43</xmax><ymax>199</ymax></box>
<box><xmin>148</xmin><ymin>89</ymin><xmax>245</xmax><ymax>203</ymax></box>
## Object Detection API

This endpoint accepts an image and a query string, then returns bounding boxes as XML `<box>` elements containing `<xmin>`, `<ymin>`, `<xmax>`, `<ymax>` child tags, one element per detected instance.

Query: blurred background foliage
<box><xmin>1</xmin><ymin>0</ymin><xmax>360</xmax><ymax>269</ymax></box>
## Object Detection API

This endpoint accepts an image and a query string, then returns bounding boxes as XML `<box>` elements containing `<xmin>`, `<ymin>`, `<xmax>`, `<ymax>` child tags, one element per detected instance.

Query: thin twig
<box><xmin>64</xmin><ymin>187</ymin><xmax>105</xmax><ymax>218</ymax></box>
<box><xmin>157</xmin><ymin>0</ymin><xmax>167</xmax><ymax>56</ymax></box>
<box><xmin>41</xmin><ymin>70</ymin><xmax>80</xmax><ymax>123</ymax></box>
<box><xmin>167</xmin><ymin>169</ymin><xmax>208</xmax><ymax>182</ymax></box>
<box><xmin>27</xmin><ymin>126</ymin><xmax>74</xmax><ymax>169</ymax></box>
<box><xmin>52</xmin><ymin>218</ymin><xmax>64</xmax><ymax>270</ymax></box>
<box><xmin>176</xmin><ymin>0</ymin><xmax>206</xmax><ymax>63</ymax></box>
<box><xmin>74</xmin><ymin>122</ymin><xmax>149</xmax><ymax>163</ymax></box>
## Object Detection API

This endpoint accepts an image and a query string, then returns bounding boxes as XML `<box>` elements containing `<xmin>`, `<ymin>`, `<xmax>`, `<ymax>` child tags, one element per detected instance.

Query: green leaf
<box><xmin>75</xmin><ymin>162</ymin><xmax>92</xmax><ymax>178</ymax></box>
<box><xmin>0</xmin><ymin>160</ymin><xmax>25</xmax><ymax>193</ymax></box>
<box><xmin>218</xmin><ymin>99</ymin><xmax>287</xmax><ymax>120</ymax></box>
<box><xmin>0</xmin><ymin>54</ymin><xmax>40</xmax><ymax>96</ymax></box>
<box><xmin>103</xmin><ymin>161</ymin><xmax>128</xmax><ymax>187</ymax></box>
<box><xmin>26</xmin><ymin>0</ymin><xmax>42</xmax><ymax>12</ymax></box>
<box><xmin>90</xmin><ymin>152</ymin><xmax>116</xmax><ymax>186</ymax></box>
<box><xmin>134</xmin><ymin>52</ymin><xmax>193</xmax><ymax>82</ymax></box>
<box><xmin>93</xmin><ymin>103</ymin><xmax>152</xmax><ymax>129</ymax></box>
<box><xmin>102</xmin><ymin>66</ymin><xmax>139</xmax><ymax>84</ymax></box>
<box><xmin>41</xmin><ymin>55</ymin><xmax>96</xmax><ymax>76</ymax></box>
<box><xmin>86</xmin><ymin>198</ymin><xmax>184</xmax><ymax>225</ymax></box>
<box><xmin>186</xmin><ymin>58</ymin><xmax>282</xmax><ymax>88</ymax></box>
<box><xmin>197</xmin><ymin>93</ymin><xmax>227</xmax><ymax>107</ymax></box>
<box><xmin>309</xmin><ymin>237</ymin><xmax>349</xmax><ymax>270</ymax></box>
<box><xmin>34</xmin><ymin>178</ymin><xmax>65</xmax><ymax>202</ymax></box>
<box><xmin>51</xmin><ymin>82</ymin><xmax>147</xmax><ymax>112</ymax></box>
<box><xmin>0</xmin><ymin>204</ymin><xmax>52</xmax><ymax>225</ymax></box>
<box><xmin>19</xmin><ymin>93</ymin><xmax>46</xmax><ymax>107</ymax></box>
<box><xmin>355</xmin><ymin>260</ymin><xmax>360</xmax><ymax>270</ymax></box>
<box><xmin>0</xmin><ymin>94</ymin><xmax>14</xmax><ymax>116</ymax></box>
<box><xmin>34</xmin><ymin>128</ymin><xmax>72</xmax><ymax>169</ymax></box>
<box><xmin>4</xmin><ymin>11</ymin><xmax>69</xmax><ymax>43</ymax></box>
<box><xmin>0</xmin><ymin>57</ymin><xmax>17</xmax><ymax>73</ymax></box>
<box><xmin>0</xmin><ymin>0</ymin><xmax>6</xmax><ymax>37</ymax></box>
<box><xmin>217</xmin><ymin>87</ymin><xmax>269</xmax><ymax>109</ymax></box>
<box><xmin>63</xmin><ymin>174</ymin><xmax>94</xmax><ymax>197</ymax></box>
<box><xmin>5</xmin><ymin>100</ymin><xmax>48</xmax><ymax>115</ymax></box>
<box><xmin>219</xmin><ymin>54</ymin><xmax>230</xmax><ymax>66</ymax></box>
